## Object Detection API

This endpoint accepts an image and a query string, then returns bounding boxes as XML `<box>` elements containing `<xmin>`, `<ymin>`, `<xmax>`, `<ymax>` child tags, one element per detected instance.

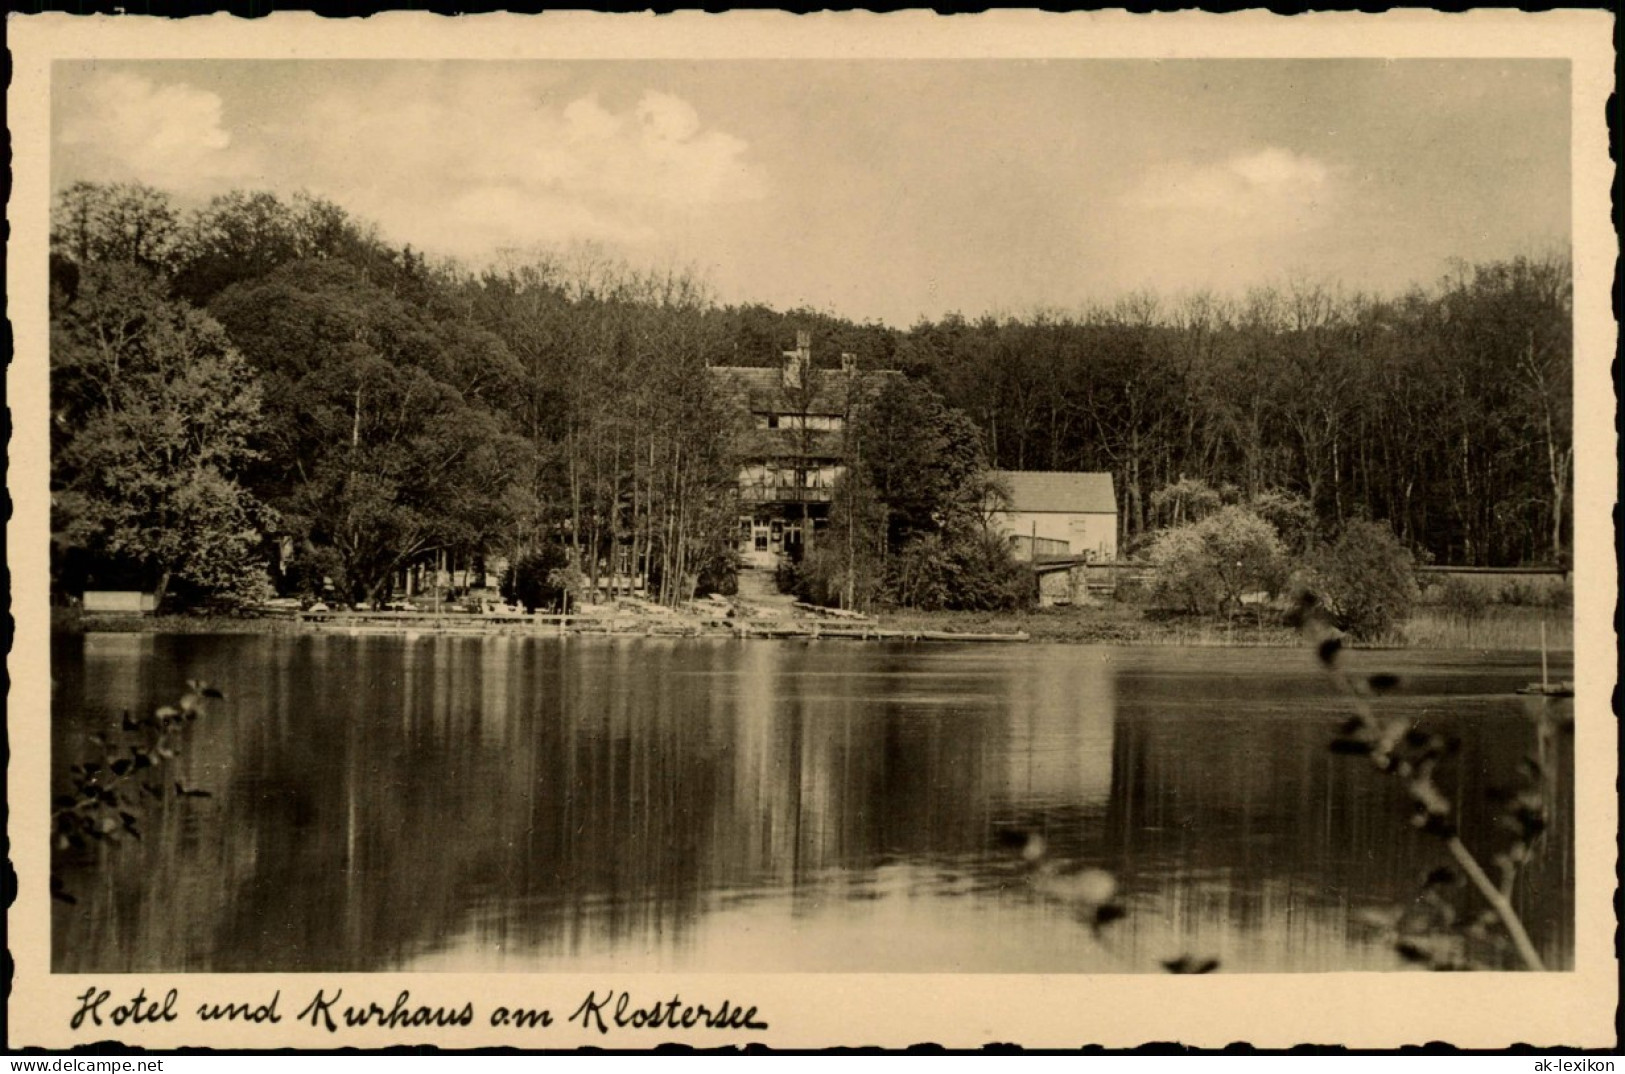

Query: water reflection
<box><xmin>52</xmin><ymin>635</ymin><xmax>1573</xmax><ymax>973</ymax></box>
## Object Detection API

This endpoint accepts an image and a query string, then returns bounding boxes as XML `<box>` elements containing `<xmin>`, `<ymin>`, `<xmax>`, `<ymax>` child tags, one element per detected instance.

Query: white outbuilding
<box><xmin>993</xmin><ymin>470</ymin><xmax>1119</xmax><ymax>563</ymax></box>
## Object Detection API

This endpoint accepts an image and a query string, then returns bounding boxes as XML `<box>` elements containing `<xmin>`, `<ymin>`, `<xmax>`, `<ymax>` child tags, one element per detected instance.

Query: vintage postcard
<box><xmin>7</xmin><ymin>10</ymin><xmax>1617</xmax><ymax>1051</ymax></box>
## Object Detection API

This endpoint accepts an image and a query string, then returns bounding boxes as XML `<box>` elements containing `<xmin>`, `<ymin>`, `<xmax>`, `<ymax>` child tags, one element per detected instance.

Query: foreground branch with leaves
<box><xmin>1291</xmin><ymin>592</ymin><xmax>1557</xmax><ymax>971</ymax></box>
<box><xmin>51</xmin><ymin>682</ymin><xmax>221</xmax><ymax>905</ymax></box>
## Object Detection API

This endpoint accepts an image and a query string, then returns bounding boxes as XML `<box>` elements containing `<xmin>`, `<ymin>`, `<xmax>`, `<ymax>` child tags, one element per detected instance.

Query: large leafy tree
<box><xmin>171</xmin><ymin>189</ymin><xmax>400</xmax><ymax>305</ymax></box>
<box><xmin>51</xmin><ymin>262</ymin><xmax>274</xmax><ymax>609</ymax></box>
<box><xmin>856</xmin><ymin>376</ymin><xmax>986</xmax><ymax>549</ymax></box>
<box><xmin>805</xmin><ymin>376</ymin><xmax>1023</xmax><ymax>611</ymax></box>
<box><xmin>209</xmin><ymin>259</ymin><xmax>535</xmax><ymax>604</ymax></box>
<box><xmin>51</xmin><ymin>181</ymin><xmax>181</xmax><ymax>273</ymax></box>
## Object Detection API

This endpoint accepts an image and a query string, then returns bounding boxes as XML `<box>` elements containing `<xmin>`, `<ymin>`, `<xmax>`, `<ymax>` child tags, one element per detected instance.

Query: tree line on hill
<box><xmin>48</xmin><ymin>181</ymin><xmax>1571</xmax><ymax>615</ymax></box>
<box><xmin>897</xmin><ymin>260</ymin><xmax>1572</xmax><ymax>569</ymax></box>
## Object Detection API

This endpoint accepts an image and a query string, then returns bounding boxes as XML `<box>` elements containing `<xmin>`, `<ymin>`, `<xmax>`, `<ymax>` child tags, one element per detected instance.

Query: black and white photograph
<box><xmin>8</xmin><ymin>11</ymin><xmax>1616</xmax><ymax>1052</ymax></box>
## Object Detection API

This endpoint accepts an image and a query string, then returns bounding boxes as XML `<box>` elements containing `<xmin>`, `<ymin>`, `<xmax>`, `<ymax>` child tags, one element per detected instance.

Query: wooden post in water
<box><xmin>1541</xmin><ymin>619</ymin><xmax>1549</xmax><ymax>691</ymax></box>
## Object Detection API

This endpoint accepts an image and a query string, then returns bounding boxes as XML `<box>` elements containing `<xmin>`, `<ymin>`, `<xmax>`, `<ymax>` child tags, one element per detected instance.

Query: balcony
<box><xmin>739</xmin><ymin>485</ymin><xmax>835</xmax><ymax>505</ymax></box>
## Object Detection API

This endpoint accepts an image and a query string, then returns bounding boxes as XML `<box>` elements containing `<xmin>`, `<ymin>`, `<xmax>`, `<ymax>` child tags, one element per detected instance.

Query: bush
<box><xmin>773</xmin><ymin>556</ymin><xmax>801</xmax><ymax>597</ymax></box>
<box><xmin>1112</xmin><ymin>575</ymin><xmax>1150</xmax><ymax>605</ymax></box>
<box><xmin>1148</xmin><ymin>506</ymin><xmax>1286</xmax><ymax>615</ymax></box>
<box><xmin>790</xmin><ymin>537</ymin><xmax>885</xmax><ymax>611</ymax></box>
<box><xmin>182</xmin><ymin>566</ymin><xmax>276</xmax><ymax>616</ymax></box>
<box><xmin>881</xmin><ymin>528</ymin><xmax>1031</xmax><ymax>612</ymax></box>
<box><xmin>1496</xmin><ymin>578</ymin><xmax>1569</xmax><ymax>609</ymax></box>
<box><xmin>946</xmin><ymin>528</ymin><xmax>1033</xmax><ymax>612</ymax></box>
<box><xmin>1248</xmin><ymin>489</ymin><xmax>1317</xmax><ymax>554</ymax></box>
<box><xmin>1436</xmin><ymin>576</ymin><xmax>1490</xmax><ymax>622</ymax></box>
<box><xmin>1149</xmin><ymin>477</ymin><xmax>1227</xmax><ymax>528</ymax></box>
<box><xmin>501</xmin><ymin>543</ymin><xmax>570</xmax><ymax>612</ymax></box>
<box><xmin>1302</xmin><ymin>520</ymin><xmax>1419</xmax><ymax>640</ymax></box>
<box><xmin>887</xmin><ymin>534</ymin><xmax>955</xmax><ymax>611</ymax></box>
<box><xmin>695</xmin><ymin>550</ymin><xmax>740</xmax><ymax>599</ymax></box>
<box><xmin>280</xmin><ymin>542</ymin><xmax>344</xmax><ymax>601</ymax></box>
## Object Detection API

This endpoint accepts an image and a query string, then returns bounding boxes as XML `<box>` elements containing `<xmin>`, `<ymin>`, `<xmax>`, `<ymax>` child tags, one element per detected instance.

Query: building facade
<box><xmin>711</xmin><ymin>333</ymin><xmax>893</xmax><ymax>571</ymax></box>
<box><xmin>993</xmin><ymin>470</ymin><xmax>1119</xmax><ymax>563</ymax></box>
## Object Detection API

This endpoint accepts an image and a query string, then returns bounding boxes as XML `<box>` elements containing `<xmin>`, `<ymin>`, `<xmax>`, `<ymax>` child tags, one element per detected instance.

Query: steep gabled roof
<box><xmin>710</xmin><ymin>364</ymin><xmax>897</xmax><ymax>416</ymax></box>
<box><xmin>994</xmin><ymin>470</ymin><xmax>1117</xmax><ymax>515</ymax></box>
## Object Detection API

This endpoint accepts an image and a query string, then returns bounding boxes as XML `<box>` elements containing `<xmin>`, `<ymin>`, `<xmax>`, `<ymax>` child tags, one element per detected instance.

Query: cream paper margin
<box><xmin>5</xmin><ymin>11</ymin><xmax>1617</xmax><ymax>1051</ymax></box>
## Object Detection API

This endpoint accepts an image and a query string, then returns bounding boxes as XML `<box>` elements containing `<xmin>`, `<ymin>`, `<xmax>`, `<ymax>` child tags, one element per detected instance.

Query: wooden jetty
<box><xmin>735</xmin><ymin>621</ymin><xmax>1028</xmax><ymax>643</ymax></box>
<box><xmin>282</xmin><ymin>607</ymin><xmax>1027</xmax><ymax>643</ymax></box>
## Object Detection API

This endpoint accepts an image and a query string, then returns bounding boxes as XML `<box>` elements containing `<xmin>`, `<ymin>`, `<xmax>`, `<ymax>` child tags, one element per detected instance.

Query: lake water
<box><xmin>51</xmin><ymin>633</ymin><xmax>1573</xmax><ymax>974</ymax></box>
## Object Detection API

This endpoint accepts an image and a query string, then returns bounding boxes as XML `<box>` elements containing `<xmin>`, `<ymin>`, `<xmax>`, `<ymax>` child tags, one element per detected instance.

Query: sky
<box><xmin>52</xmin><ymin>59</ymin><xmax>1570</xmax><ymax>327</ymax></box>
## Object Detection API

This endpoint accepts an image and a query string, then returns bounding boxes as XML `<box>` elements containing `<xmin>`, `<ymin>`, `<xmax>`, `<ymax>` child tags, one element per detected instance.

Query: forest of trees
<box><xmin>897</xmin><ymin>262</ymin><xmax>1573</xmax><ymax>568</ymax></box>
<box><xmin>48</xmin><ymin>181</ymin><xmax>1572</xmax><ymax>613</ymax></box>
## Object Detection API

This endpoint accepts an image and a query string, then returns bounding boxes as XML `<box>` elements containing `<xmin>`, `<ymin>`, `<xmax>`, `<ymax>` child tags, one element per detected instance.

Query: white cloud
<box><xmin>425</xmin><ymin>185</ymin><xmax>657</xmax><ymax>253</ymax></box>
<box><xmin>295</xmin><ymin>81</ymin><xmax>766</xmax><ymax>258</ymax></box>
<box><xmin>1096</xmin><ymin>148</ymin><xmax>1342</xmax><ymax>295</ymax></box>
<box><xmin>1126</xmin><ymin>147</ymin><xmax>1334</xmax><ymax>227</ymax></box>
<box><xmin>636</xmin><ymin>91</ymin><xmax>701</xmax><ymax>144</ymax></box>
<box><xmin>563</xmin><ymin>96</ymin><xmax>624</xmax><ymax>143</ymax></box>
<box><xmin>57</xmin><ymin>71</ymin><xmax>246</xmax><ymax>190</ymax></box>
<box><xmin>1230</xmin><ymin>147</ymin><xmax>1329</xmax><ymax>189</ymax></box>
<box><xmin>54</xmin><ymin>68</ymin><xmax>767</xmax><ymax>264</ymax></box>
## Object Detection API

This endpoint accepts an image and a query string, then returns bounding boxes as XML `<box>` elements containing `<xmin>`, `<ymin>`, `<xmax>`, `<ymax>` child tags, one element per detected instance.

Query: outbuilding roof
<box><xmin>994</xmin><ymin>470</ymin><xmax>1117</xmax><ymax>515</ymax></box>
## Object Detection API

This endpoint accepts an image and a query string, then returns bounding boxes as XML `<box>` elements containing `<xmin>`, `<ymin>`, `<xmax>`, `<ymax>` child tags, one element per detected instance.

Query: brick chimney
<box><xmin>782</xmin><ymin>330</ymin><xmax>811</xmax><ymax>389</ymax></box>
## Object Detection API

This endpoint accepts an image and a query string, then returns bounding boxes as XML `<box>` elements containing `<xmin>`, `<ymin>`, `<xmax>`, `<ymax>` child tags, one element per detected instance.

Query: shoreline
<box><xmin>52</xmin><ymin>603</ymin><xmax>1574</xmax><ymax>652</ymax></box>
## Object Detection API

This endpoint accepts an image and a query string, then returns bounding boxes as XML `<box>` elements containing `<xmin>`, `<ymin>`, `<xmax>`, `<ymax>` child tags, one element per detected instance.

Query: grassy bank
<box><xmin>877</xmin><ymin>603</ymin><xmax>1572</xmax><ymax>650</ymax></box>
<box><xmin>1387</xmin><ymin>608</ymin><xmax>1573</xmax><ymax>651</ymax></box>
<box><xmin>876</xmin><ymin>605</ymin><xmax>1301</xmax><ymax>646</ymax></box>
<box><xmin>55</xmin><ymin>608</ymin><xmax>304</xmax><ymax>635</ymax></box>
<box><xmin>54</xmin><ymin>602</ymin><xmax>1572</xmax><ymax>651</ymax></box>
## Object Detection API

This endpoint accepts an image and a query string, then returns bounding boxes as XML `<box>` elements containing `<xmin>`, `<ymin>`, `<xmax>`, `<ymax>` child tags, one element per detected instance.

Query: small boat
<box><xmin>1517</xmin><ymin>621</ymin><xmax>1574</xmax><ymax>697</ymax></box>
